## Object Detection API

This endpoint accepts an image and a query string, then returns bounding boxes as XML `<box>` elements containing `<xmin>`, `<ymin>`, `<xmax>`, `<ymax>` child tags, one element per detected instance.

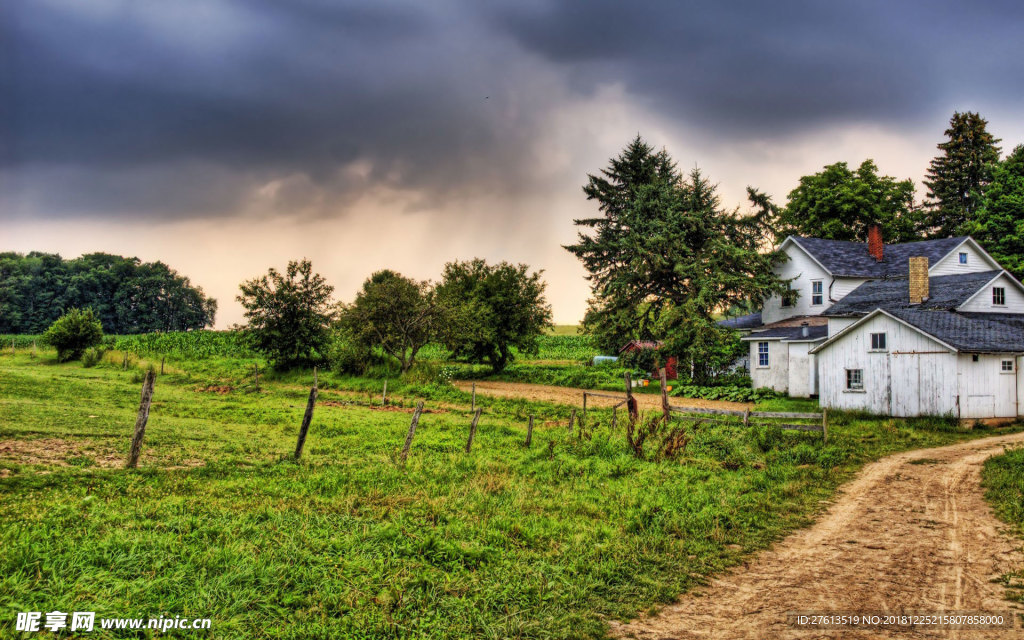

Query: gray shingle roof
<box><xmin>823</xmin><ymin>271</ymin><xmax>1001</xmax><ymax>316</ymax></box>
<box><xmin>743</xmin><ymin>324</ymin><xmax>828</xmax><ymax>341</ymax></box>
<box><xmin>718</xmin><ymin>311</ymin><xmax>762</xmax><ymax>330</ymax></box>
<box><xmin>887</xmin><ymin>309</ymin><xmax>1024</xmax><ymax>353</ymax></box>
<box><xmin>790</xmin><ymin>236</ymin><xmax>970</xmax><ymax>277</ymax></box>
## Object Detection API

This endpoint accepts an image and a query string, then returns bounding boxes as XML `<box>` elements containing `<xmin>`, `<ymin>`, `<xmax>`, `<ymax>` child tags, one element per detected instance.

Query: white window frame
<box><xmin>959</xmin><ymin>252</ymin><xmax>968</xmax><ymax>265</ymax></box>
<box><xmin>869</xmin><ymin>332</ymin><xmax>887</xmax><ymax>352</ymax></box>
<box><xmin>845</xmin><ymin>368</ymin><xmax>864</xmax><ymax>391</ymax></box>
<box><xmin>757</xmin><ymin>342</ymin><xmax>769</xmax><ymax>368</ymax></box>
<box><xmin>1001</xmin><ymin>360</ymin><xmax>1014</xmax><ymax>373</ymax></box>
<box><xmin>811</xmin><ymin>280</ymin><xmax>824</xmax><ymax>306</ymax></box>
<box><xmin>993</xmin><ymin>287</ymin><xmax>1006</xmax><ymax>306</ymax></box>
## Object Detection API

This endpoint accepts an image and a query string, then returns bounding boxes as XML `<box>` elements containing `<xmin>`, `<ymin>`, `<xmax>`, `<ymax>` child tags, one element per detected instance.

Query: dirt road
<box><xmin>453</xmin><ymin>380</ymin><xmax>751</xmax><ymax>412</ymax></box>
<box><xmin>612</xmin><ymin>431</ymin><xmax>1024</xmax><ymax>639</ymax></box>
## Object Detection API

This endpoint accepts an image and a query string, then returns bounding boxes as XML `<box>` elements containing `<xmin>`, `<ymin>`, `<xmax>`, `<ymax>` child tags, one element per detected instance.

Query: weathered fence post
<box><xmin>525</xmin><ymin>415</ymin><xmax>534</xmax><ymax>447</ymax></box>
<box><xmin>122</xmin><ymin>353</ymin><xmax>128</xmax><ymax>370</ymax></box>
<box><xmin>253</xmin><ymin>363</ymin><xmax>260</xmax><ymax>390</ymax></box>
<box><xmin>822</xmin><ymin>409</ymin><xmax>829</xmax><ymax>444</ymax></box>
<box><xmin>567</xmin><ymin>408</ymin><xmax>576</xmax><ymax>434</ymax></box>
<box><xmin>382</xmin><ymin>380</ymin><xmax>388</xmax><ymax>406</ymax></box>
<box><xmin>160</xmin><ymin>356</ymin><xmax>165</xmax><ymax>375</ymax></box>
<box><xmin>126</xmin><ymin>370</ymin><xmax>156</xmax><ymax>468</ymax></box>
<box><xmin>742</xmin><ymin>409</ymin><xmax>750</xmax><ymax>428</ymax></box>
<box><xmin>659</xmin><ymin>368</ymin><xmax>671</xmax><ymax>425</ymax></box>
<box><xmin>465</xmin><ymin>408</ymin><xmax>482</xmax><ymax>453</ymax></box>
<box><xmin>624</xmin><ymin>372</ymin><xmax>638</xmax><ymax>424</ymax></box>
<box><xmin>399</xmin><ymin>401</ymin><xmax>424</xmax><ymax>464</ymax></box>
<box><xmin>582</xmin><ymin>393</ymin><xmax>588</xmax><ymax>428</ymax></box>
<box><xmin>293</xmin><ymin>376</ymin><xmax>319</xmax><ymax>460</ymax></box>
<box><xmin>11</xmin><ymin>338</ymin><xmax>15</xmax><ymax>355</ymax></box>
<box><xmin>471</xmin><ymin>382</ymin><xmax>476</xmax><ymax>412</ymax></box>
<box><xmin>612</xmin><ymin>406</ymin><xmax>618</xmax><ymax>430</ymax></box>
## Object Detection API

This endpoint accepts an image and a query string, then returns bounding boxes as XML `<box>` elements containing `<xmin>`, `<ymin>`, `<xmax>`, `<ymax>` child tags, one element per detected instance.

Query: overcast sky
<box><xmin>3</xmin><ymin>0</ymin><xmax>1023</xmax><ymax>327</ymax></box>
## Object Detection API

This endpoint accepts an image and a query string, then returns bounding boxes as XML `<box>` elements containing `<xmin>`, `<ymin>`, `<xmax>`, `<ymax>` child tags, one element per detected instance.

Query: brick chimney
<box><xmin>909</xmin><ymin>257</ymin><xmax>929</xmax><ymax>304</ymax></box>
<box><xmin>867</xmin><ymin>224</ymin><xmax>884</xmax><ymax>262</ymax></box>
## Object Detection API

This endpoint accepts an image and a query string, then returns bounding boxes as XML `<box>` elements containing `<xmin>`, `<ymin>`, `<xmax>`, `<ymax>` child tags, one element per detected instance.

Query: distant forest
<box><xmin>0</xmin><ymin>252</ymin><xmax>217</xmax><ymax>334</ymax></box>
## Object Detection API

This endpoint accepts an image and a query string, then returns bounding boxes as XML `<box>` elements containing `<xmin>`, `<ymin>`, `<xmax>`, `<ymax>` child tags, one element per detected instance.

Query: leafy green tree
<box><xmin>776</xmin><ymin>160</ymin><xmax>920</xmax><ymax>242</ymax></box>
<box><xmin>339</xmin><ymin>270</ymin><xmax>443</xmax><ymax>374</ymax></box>
<box><xmin>42</xmin><ymin>308</ymin><xmax>104</xmax><ymax>362</ymax></box>
<box><xmin>923</xmin><ymin>111</ymin><xmax>1002</xmax><ymax>236</ymax></box>
<box><xmin>971</xmin><ymin>145</ymin><xmax>1024</xmax><ymax>278</ymax></box>
<box><xmin>435</xmin><ymin>259</ymin><xmax>552</xmax><ymax>372</ymax></box>
<box><xmin>236</xmin><ymin>259</ymin><xmax>334</xmax><ymax>369</ymax></box>
<box><xmin>565</xmin><ymin>137</ymin><xmax>788</xmax><ymax>382</ymax></box>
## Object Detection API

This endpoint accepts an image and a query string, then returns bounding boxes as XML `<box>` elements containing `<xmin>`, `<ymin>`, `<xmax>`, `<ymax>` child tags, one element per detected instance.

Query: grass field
<box><xmin>1</xmin><ymin>344</ymin><xmax>1019</xmax><ymax>639</ymax></box>
<box><xmin>982</xmin><ymin>447</ymin><xmax>1024</xmax><ymax>605</ymax></box>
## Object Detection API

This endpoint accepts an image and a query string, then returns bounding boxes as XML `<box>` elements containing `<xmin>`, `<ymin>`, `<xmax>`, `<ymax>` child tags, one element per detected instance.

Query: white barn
<box><xmin>723</xmin><ymin>228</ymin><xmax>1024</xmax><ymax>417</ymax></box>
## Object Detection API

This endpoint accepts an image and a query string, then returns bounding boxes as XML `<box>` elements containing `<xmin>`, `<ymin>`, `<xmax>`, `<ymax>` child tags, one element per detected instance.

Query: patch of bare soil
<box><xmin>453</xmin><ymin>380</ymin><xmax>752</xmax><ymax>412</ymax></box>
<box><xmin>612</xmin><ymin>431</ymin><xmax>1024</xmax><ymax>640</ymax></box>
<box><xmin>0</xmin><ymin>438</ymin><xmax>123</xmax><ymax>468</ymax></box>
<box><xmin>196</xmin><ymin>385</ymin><xmax>233</xmax><ymax>394</ymax></box>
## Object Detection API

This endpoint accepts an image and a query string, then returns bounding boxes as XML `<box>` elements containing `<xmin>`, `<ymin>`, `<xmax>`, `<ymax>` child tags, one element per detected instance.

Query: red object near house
<box><xmin>617</xmin><ymin>340</ymin><xmax>677</xmax><ymax>380</ymax></box>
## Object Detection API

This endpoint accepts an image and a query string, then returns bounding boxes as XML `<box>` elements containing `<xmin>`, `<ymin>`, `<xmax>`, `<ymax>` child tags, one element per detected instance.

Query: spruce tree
<box><xmin>923</xmin><ymin>111</ymin><xmax>1001</xmax><ymax>237</ymax></box>
<box><xmin>971</xmin><ymin>145</ymin><xmax>1024</xmax><ymax>279</ymax></box>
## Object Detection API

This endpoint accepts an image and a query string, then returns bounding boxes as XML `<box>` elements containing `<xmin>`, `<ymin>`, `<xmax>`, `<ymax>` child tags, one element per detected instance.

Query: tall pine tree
<box><xmin>923</xmin><ymin>111</ymin><xmax>1001</xmax><ymax>237</ymax></box>
<box><xmin>971</xmin><ymin>145</ymin><xmax>1024</xmax><ymax>279</ymax></box>
<box><xmin>565</xmin><ymin>136</ymin><xmax>787</xmax><ymax>381</ymax></box>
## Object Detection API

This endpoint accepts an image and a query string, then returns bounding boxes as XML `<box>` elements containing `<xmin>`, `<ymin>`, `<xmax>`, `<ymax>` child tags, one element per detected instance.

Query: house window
<box><xmin>959</xmin><ymin>252</ymin><xmax>968</xmax><ymax>264</ymax></box>
<box><xmin>993</xmin><ymin>287</ymin><xmax>1006</xmax><ymax>306</ymax></box>
<box><xmin>870</xmin><ymin>332</ymin><xmax>887</xmax><ymax>351</ymax></box>
<box><xmin>1002</xmin><ymin>360</ymin><xmax>1014</xmax><ymax>372</ymax></box>
<box><xmin>757</xmin><ymin>342</ymin><xmax>769</xmax><ymax>367</ymax></box>
<box><xmin>811</xmin><ymin>280</ymin><xmax>823</xmax><ymax>306</ymax></box>
<box><xmin>846</xmin><ymin>369</ymin><xmax>864</xmax><ymax>390</ymax></box>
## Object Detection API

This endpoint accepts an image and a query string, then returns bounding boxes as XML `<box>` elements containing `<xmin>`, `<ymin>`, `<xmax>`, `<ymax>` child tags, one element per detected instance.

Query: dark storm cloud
<box><xmin>485</xmin><ymin>0</ymin><xmax>1024</xmax><ymax>137</ymax></box>
<box><xmin>2</xmin><ymin>0</ymin><xmax>1022</xmax><ymax>220</ymax></box>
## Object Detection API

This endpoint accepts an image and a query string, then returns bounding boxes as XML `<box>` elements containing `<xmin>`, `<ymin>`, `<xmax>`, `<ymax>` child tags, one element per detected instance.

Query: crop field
<box><xmin>0</xmin><ymin>343</ymin><xmax>1017</xmax><ymax>638</ymax></box>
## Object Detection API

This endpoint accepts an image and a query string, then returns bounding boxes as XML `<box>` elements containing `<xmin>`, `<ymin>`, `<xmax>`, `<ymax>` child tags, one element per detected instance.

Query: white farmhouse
<box><xmin>721</xmin><ymin>227</ymin><xmax>1024</xmax><ymax>418</ymax></box>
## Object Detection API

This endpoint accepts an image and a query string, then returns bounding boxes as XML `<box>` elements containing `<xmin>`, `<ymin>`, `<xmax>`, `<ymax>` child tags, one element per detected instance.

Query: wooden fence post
<box><xmin>471</xmin><ymin>382</ymin><xmax>476</xmax><ymax>412</ymax></box>
<box><xmin>160</xmin><ymin>356</ymin><xmax>165</xmax><ymax>375</ymax></box>
<box><xmin>126</xmin><ymin>370</ymin><xmax>156</xmax><ymax>468</ymax></box>
<box><xmin>582</xmin><ymin>393</ymin><xmax>588</xmax><ymax>428</ymax></box>
<box><xmin>659</xmin><ymin>368</ymin><xmax>671</xmax><ymax>425</ymax></box>
<box><xmin>822</xmin><ymin>409</ymin><xmax>829</xmax><ymax>444</ymax></box>
<box><xmin>400</xmin><ymin>401</ymin><xmax>424</xmax><ymax>464</ymax></box>
<box><xmin>567</xmin><ymin>409</ymin><xmax>576</xmax><ymax>434</ymax></box>
<box><xmin>525</xmin><ymin>416</ymin><xmax>534</xmax><ymax>447</ymax></box>
<box><xmin>11</xmin><ymin>338</ymin><xmax>15</xmax><ymax>355</ymax></box>
<box><xmin>465</xmin><ymin>408</ymin><xmax>482</xmax><ymax>453</ymax></box>
<box><xmin>122</xmin><ymin>353</ymin><xmax>128</xmax><ymax>370</ymax></box>
<box><xmin>742</xmin><ymin>409</ymin><xmax>750</xmax><ymax>428</ymax></box>
<box><xmin>624</xmin><ymin>372</ymin><xmax>638</xmax><ymax>424</ymax></box>
<box><xmin>253</xmin><ymin>363</ymin><xmax>259</xmax><ymax>390</ymax></box>
<box><xmin>612</xmin><ymin>406</ymin><xmax>617</xmax><ymax>431</ymax></box>
<box><xmin>382</xmin><ymin>380</ymin><xmax>388</xmax><ymax>406</ymax></box>
<box><xmin>294</xmin><ymin>378</ymin><xmax>319</xmax><ymax>460</ymax></box>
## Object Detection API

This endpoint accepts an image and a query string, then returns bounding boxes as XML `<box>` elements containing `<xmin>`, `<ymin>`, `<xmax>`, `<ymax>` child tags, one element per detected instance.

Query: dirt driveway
<box><xmin>453</xmin><ymin>380</ymin><xmax>751</xmax><ymax>412</ymax></box>
<box><xmin>612</xmin><ymin>431</ymin><xmax>1024</xmax><ymax>639</ymax></box>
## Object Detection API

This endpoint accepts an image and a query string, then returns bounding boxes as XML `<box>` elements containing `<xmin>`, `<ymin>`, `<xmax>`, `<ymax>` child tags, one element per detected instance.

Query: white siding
<box><xmin>957</xmin><ymin>273</ymin><xmax>1024</xmax><ymax>313</ymax></box>
<box><xmin>1018</xmin><ymin>356</ymin><xmax>1024</xmax><ymax>418</ymax></box>
<box><xmin>762</xmin><ymin>243</ymin><xmax>832</xmax><ymax>324</ymax></box>
<box><xmin>750</xmin><ymin>340</ymin><xmax>789</xmax><ymax>392</ymax></box>
<box><xmin>930</xmin><ymin>241</ymin><xmax>998</xmax><ymax>275</ymax></box>
<box><xmin>828</xmin><ymin>317</ymin><xmax>857</xmax><ymax>337</ymax></box>
<box><xmin>817</xmin><ymin>314</ymin><xmax>958</xmax><ymax>416</ymax></box>
<box><xmin>957</xmin><ymin>354</ymin><xmax>1017</xmax><ymax>418</ymax></box>
<box><xmin>831</xmin><ymin>278</ymin><xmax>868</xmax><ymax>300</ymax></box>
<box><xmin>786</xmin><ymin>342</ymin><xmax>819</xmax><ymax>398</ymax></box>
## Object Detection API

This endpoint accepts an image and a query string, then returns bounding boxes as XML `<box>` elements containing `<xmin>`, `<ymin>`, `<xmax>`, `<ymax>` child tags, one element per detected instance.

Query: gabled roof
<box><xmin>786</xmin><ymin>236</ymin><xmax>971</xmax><ymax>278</ymax></box>
<box><xmin>822</xmin><ymin>271</ymin><xmax>1002</xmax><ymax>316</ymax></box>
<box><xmin>812</xmin><ymin>308</ymin><xmax>1024</xmax><ymax>354</ymax></box>
<box><xmin>718</xmin><ymin>311</ymin><xmax>762</xmax><ymax>330</ymax></box>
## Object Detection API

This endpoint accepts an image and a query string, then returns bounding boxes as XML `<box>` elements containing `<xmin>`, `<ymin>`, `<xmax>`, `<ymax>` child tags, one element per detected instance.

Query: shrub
<box><xmin>42</xmin><ymin>308</ymin><xmax>103</xmax><ymax>362</ymax></box>
<box><xmin>81</xmin><ymin>346</ymin><xmax>106</xmax><ymax>368</ymax></box>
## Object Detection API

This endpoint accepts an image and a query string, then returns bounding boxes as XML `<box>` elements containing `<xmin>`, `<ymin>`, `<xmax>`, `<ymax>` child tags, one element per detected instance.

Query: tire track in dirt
<box><xmin>612</xmin><ymin>431</ymin><xmax>1024</xmax><ymax>639</ymax></box>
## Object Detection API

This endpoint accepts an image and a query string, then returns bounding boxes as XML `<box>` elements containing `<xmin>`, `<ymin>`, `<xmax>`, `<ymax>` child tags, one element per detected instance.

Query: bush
<box><xmin>670</xmin><ymin>384</ymin><xmax>780</xmax><ymax>403</ymax></box>
<box><xmin>42</xmin><ymin>308</ymin><xmax>103</xmax><ymax>362</ymax></box>
<box><xmin>82</xmin><ymin>346</ymin><xmax>107</xmax><ymax>368</ymax></box>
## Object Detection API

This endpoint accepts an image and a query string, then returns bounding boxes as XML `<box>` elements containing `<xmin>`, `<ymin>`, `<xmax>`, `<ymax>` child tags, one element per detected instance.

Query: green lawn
<box><xmin>982</xmin><ymin>447</ymin><xmax>1024</xmax><ymax>606</ymax></box>
<box><xmin>1</xmin><ymin>349</ymin><xmax>1019</xmax><ymax>639</ymax></box>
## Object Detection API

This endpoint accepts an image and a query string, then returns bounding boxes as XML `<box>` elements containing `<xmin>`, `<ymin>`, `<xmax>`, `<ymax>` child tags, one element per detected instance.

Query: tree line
<box><xmin>566</xmin><ymin>111</ymin><xmax>1024</xmax><ymax>382</ymax></box>
<box><xmin>0</xmin><ymin>252</ymin><xmax>216</xmax><ymax>334</ymax></box>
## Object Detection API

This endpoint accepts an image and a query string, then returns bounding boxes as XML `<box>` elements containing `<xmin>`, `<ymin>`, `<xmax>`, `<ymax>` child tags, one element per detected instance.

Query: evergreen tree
<box><xmin>776</xmin><ymin>160</ymin><xmax>921</xmax><ymax>242</ymax></box>
<box><xmin>565</xmin><ymin>137</ymin><xmax>787</xmax><ymax>382</ymax></box>
<box><xmin>923</xmin><ymin>111</ymin><xmax>1001</xmax><ymax>236</ymax></box>
<box><xmin>971</xmin><ymin>145</ymin><xmax>1024</xmax><ymax>279</ymax></box>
